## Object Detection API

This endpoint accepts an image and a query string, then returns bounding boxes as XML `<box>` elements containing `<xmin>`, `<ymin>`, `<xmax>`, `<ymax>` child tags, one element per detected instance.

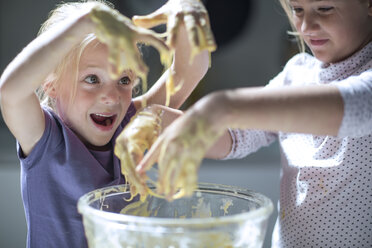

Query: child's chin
<box><xmin>86</xmin><ymin>140</ymin><xmax>112</xmax><ymax>151</ymax></box>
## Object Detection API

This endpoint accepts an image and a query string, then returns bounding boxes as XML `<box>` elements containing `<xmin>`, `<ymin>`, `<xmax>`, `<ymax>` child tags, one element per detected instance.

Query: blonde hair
<box><xmin>278</xmin><ymin>0</ymin><xmax>306</xmax><ymax>53</ymax></box>
<box><xmin>37</xmin><ymin>0</ymin><xmax>114</xmax><ymax>110</ymax></box>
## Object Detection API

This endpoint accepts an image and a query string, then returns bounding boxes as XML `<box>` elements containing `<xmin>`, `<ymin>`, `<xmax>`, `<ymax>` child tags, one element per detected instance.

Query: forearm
<box><xmin>0</xmin><ymin>12</ymin><xmax>95</xmax><ymax>154</ymax></box>
<box><xmin>143</xmin><ymin>24</ymin><xmax>209</xmax><ymax>108</ymax></box>
<box><xmin>169</xmin><ymin>24</ymin><xmax>209</xmax><ymax>108</ymax></box>
<box><xmin>198</xmin><ymin>85</ymin><xmax>344</xmax><ymax>137</ymax></box>
<box><xmin>0</xmin><ymin>12</ymin><xmax>94</xmax><ymax>101</ymax></box>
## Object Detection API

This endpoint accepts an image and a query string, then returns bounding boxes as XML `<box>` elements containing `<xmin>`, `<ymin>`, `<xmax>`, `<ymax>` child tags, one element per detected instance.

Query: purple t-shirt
<box><xmin>17</xmin><ymin>102</ymin><xmax>137</xmax><ymax>248</ymax></box>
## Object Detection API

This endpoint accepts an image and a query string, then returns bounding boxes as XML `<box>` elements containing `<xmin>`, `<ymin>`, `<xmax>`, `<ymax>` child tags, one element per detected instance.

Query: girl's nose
<box><xmin>301</xmin><ymin>13</ymin><xmax>318</xmax><ymax>33</ymax></box>
<box><xmin>100</xmin><ymin>85</ymin><xmax>120</xmax><ymax>105</ymax></box>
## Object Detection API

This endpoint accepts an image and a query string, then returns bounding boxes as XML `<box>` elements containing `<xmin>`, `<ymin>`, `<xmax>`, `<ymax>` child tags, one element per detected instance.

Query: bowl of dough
<box><xmin>78</xmin><ymin>182</ymin><xmax>273</xmax><ymax>248</ymax></box>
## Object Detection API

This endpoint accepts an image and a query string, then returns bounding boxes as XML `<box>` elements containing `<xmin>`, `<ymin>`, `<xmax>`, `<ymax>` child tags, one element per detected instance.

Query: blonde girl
<box><xmin>0</xmin><ymin>0</ymin><xmax>215</xmax><ymax>247</ymax></box>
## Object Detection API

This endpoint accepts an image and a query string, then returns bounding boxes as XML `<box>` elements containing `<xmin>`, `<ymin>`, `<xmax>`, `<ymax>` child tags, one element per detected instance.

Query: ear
<box><xmin>42</xmin><ymin>80</ymin><xmax>57</xmax><ymax>98</ymax></box>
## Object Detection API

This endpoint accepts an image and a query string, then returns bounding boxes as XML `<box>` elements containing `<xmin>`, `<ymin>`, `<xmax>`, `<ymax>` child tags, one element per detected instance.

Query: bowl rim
<box><xmin>77</xmin><ymin>182</ymin><xmax>274</xmax><ymax>226</ymax></box>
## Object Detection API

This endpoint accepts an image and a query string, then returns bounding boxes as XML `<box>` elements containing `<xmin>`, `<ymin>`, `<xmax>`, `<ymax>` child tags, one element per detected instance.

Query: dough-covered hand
<box><xmin>132</xmin><ymin>0</ymin><xmax>216</xmax><ymax>62</ymax></box>
<box><xmin>137</xmin><ymin>110</ymin><xmax>223</xmax><ymax>200</ymax></box>
<box><xmin>89</xmin><ymin>3</ymin><xmax>172</xmax><ymax>92</ymax></box>
<box><xmin>114</xmin><ymin>106</ymin><xmax>163</xmax><ymax>201</ymax></box>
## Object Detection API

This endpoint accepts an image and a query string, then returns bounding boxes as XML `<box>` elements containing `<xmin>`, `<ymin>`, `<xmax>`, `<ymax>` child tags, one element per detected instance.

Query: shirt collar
<box><xmin>318</xmin><ymin>42</ymin><xmax>372</xmax><ymax>83</ymax></box>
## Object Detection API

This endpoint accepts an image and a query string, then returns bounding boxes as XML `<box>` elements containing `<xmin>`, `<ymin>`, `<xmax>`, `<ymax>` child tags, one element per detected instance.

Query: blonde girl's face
<box><xmin>55</xmin><ymin>41</ymin><xmax>134</xmax><ymax>150</ymax></box>
<box><xmin>288</xmin><ymin>0</ymin><xmax>372</xmax><ymax>63</ymax></box>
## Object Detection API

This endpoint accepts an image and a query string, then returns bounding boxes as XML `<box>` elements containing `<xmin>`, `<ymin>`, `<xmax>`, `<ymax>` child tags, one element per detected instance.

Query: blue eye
<box><xmin>84</xmin><ymin>75</ymin><xmax>99</xmax><ymax>84</ymax></box>
<box><xmin>119</xmin><ymin>76</ymin><xmax>131</xmax><ymax>85</ymax></box>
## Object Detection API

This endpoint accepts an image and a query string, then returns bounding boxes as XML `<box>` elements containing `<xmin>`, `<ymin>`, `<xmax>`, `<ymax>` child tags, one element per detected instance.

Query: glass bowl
<box><xmin>78</xmin><ymin>183</ymin><xmax>273</xmax><ymax>248</ymax></box>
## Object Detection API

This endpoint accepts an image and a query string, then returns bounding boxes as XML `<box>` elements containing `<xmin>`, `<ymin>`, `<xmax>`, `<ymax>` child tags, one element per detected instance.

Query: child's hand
<box><xmin>136</xmin><ymin>109</ymin><xmax>223</xmax><ymax>200</ymax></box>
<box><xmin>132</xmin><ymin>0</ymin><xmax>217</xmax><ymax>62</ymax></box>
<box><xmin>89</xmin><ymin>4</ymin><xmax>172</xmax><ymax>91</ymax></box>
<box><xmin>114</xmin><ymin>106</ymin><xmax>163</xmax><ymax>201</ymax></box>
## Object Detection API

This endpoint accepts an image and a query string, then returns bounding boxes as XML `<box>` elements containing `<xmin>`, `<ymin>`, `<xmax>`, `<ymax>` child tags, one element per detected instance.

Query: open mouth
<box><xmin>90</xmin><ymin>113</ymin><xmax>117</xmax><ymax>128</ymax></box>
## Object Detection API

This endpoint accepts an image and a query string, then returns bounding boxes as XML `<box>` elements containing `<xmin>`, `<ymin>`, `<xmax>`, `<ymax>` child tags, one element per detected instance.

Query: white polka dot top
<box><xmin>224</xmin><ymin>42</ymin><xmax>372</xmax><ymax>248</ymax></box>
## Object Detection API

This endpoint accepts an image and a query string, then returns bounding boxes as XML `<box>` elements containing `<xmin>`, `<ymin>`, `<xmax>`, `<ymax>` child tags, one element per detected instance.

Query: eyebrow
<box><xmin>85</xmin><ymin>65</ymin><xmax>101</xmax><ymax>68</ymax></box>
<box><xmin>83</xmin><ymin>64</ymin><xmax>105</xmax><ymax>70</ymax></box>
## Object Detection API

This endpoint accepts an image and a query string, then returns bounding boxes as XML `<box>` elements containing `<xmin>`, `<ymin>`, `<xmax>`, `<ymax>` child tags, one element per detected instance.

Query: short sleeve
<box><xmin>17</xmin><ymin>108</ymin><xmax>63</xmax><ymax>168</ymax></box>
<box><xmin>336</xmin><ymin>70</ymin><xmax>372</xmax><ymax>137</ymax></box>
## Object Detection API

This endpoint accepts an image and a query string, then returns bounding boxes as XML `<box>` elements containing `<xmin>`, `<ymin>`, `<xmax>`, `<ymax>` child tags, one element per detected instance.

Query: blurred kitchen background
<box><xmin>0</xmin><ymin>0</ymin><xmax>297</xmax><ymax>247</ymax></box>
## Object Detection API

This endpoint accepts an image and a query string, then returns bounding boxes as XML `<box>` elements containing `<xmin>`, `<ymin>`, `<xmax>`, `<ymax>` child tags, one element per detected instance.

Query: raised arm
<box><xmin>132</xmin><ymin>0</ymin><xmax>216</xmax><ymax>110</ymax></box>
<box><xmin>0</xmin><ymin>2</ymin><xmax>171</xmax><ymax>155</ymax></box>
<box><xmin>0</xmin><ymin>9</ymin><xmax>96</xmax><ymax>155</ymax></box>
